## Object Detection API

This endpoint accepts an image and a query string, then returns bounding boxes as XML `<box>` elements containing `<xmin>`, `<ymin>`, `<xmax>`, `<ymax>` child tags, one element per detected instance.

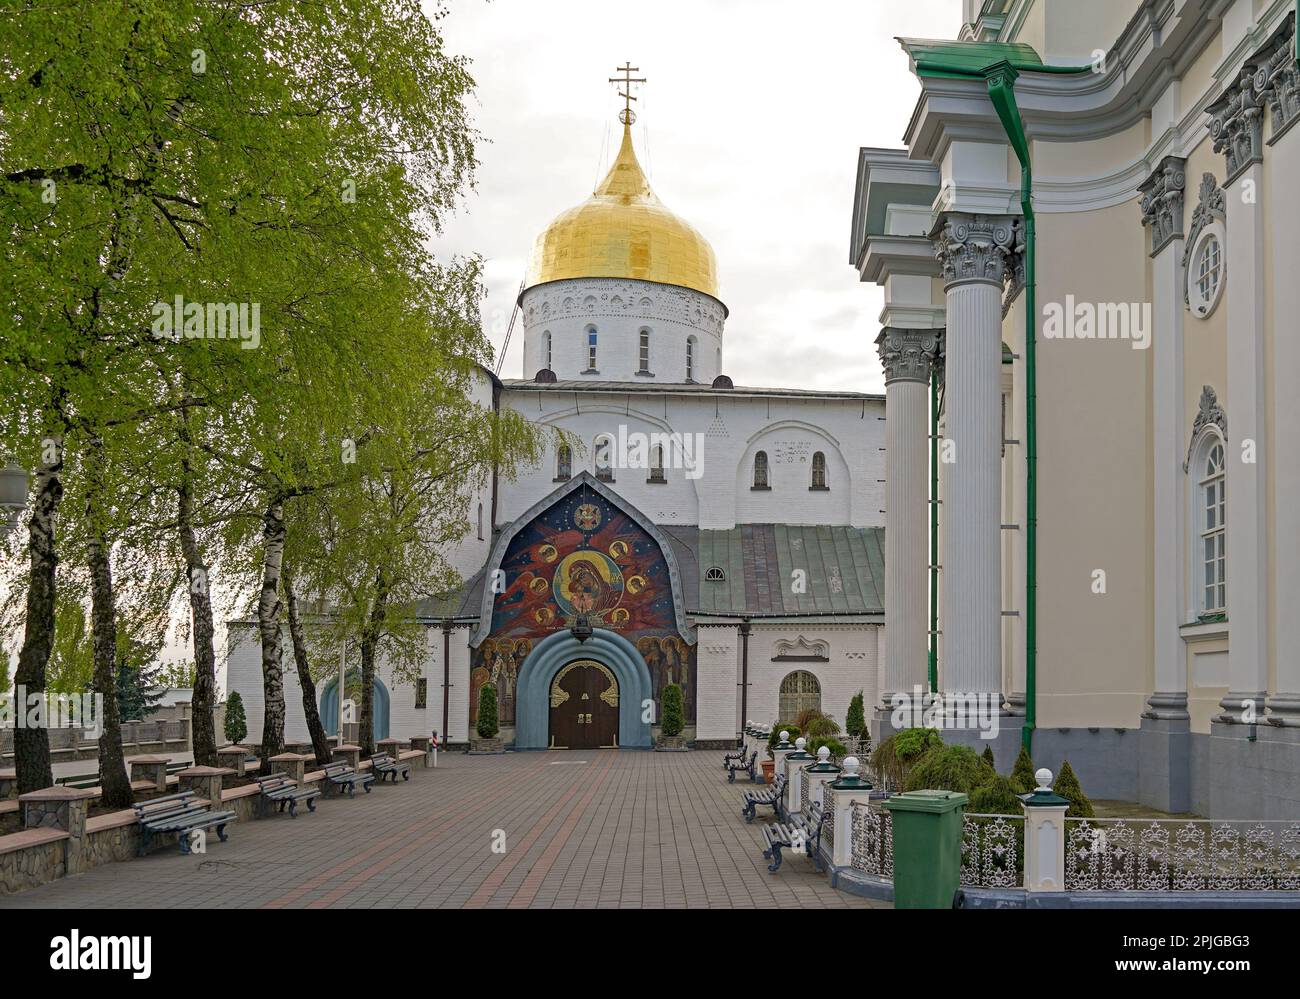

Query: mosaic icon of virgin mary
<box><xmin>553</xmin><ymin>549</ymin><xmax>625</xmax><ymax>621</ymax></box>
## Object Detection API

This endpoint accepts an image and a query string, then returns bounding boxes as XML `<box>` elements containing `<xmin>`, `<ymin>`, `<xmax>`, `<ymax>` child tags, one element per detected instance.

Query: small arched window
<box><xmin>778</xmin><ymin>670</ymin><xmax>821</xmax><ymax>720</ymax></box>
<box><xmin>586</xmin><ymin>327</ymin><xmax>598</xmax><ymax>371</ymax></box>
<box><xmin>638</xmin><ymin>328</ymin><xmax>651</xmax><ymax>373</ymax></box>
<box><xmin>686</xmin><ymin>336</ymin><xmax>696</xmax><ymax>382</ymax></box>
<box><xmin>556</xmin><ymin>443</ymin><xmax>572</xmax><ymax>481</ymax></box>
<box><xmin>648</xmin><ymin>444</ymin><xmax>665</xmax><ymax>483</ymax></box>
<box><xmin>1199</xmin><ymin>438</ymin><xmax>1226</xmax><ymax>614</ymax></box>
<box><xmin>476</xmin><ymin>502</ymin><xmax>484</xmax><ymax>540</ymax></box>
<box><xmin>594</xmin><ymin>434</ymin><xmax>614</xmax><ymax>481</ymax></box>
<box><xmin>810</xmin><ymin>451</ymin><xmax>828</xmax><ymax>490</ymax></box>
<box><xmin>543</xmin><ymin>330</ymin><xmax>552</xmax><ymax>370</ymax></box>
<box><xmin>704</xmin><ymin>566</ymin><xmax>726</xmax><ymax>582</ymax></box>
<box><xmin>752</xmin><ymin>450</ymin><xmax>770</xmax><ymax>490</ymax></box>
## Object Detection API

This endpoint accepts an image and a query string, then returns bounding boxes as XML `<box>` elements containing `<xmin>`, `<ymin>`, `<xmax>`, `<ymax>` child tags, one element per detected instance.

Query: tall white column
<box><xmin>932</xmin><ymin>214</ymin><xmax>1016</xmax><ymax>702</ymax></box>
<box><xmin>1140</xmin><ymin>156</ymin><xmax>1190</xmax><ymax>722</ymax></box>
<box><xmin>876</xmin><ymin>328</ymin><xmax>941</xmax><ymax>711</ymax></box>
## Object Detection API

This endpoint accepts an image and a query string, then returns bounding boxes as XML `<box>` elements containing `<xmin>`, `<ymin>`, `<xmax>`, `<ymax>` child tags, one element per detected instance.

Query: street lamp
<box><xmin>0</xmin><ymin>462</ymin><xmax>28</xmax><ymax>539</ymax></box>
<box><xmin>570</xmin><ymin>614</ymin><xmax>593</xmax><ymax>644</ymax></box>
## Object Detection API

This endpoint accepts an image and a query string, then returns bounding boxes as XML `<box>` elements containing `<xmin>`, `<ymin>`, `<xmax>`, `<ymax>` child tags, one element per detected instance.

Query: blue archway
<box><xmin>319</xmin><ymin>670</ymin><xmax>390</xmax><ymax>741</ymax></box>
<box><xmin>514</xmin><ymin>629</ymin><xmax>653</xmax><ymax>750</ymax></box>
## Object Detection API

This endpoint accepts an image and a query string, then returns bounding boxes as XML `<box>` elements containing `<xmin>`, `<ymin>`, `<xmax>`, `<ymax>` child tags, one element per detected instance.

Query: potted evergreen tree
<box><xmin>655</xmin><ymin>683</ymin><xmax>687</xmax><ymax>751</ymax></box>
<box><xmin>470</xmin><ymin>684</ymin><xmax>505</xmax><ymax>754</ymax></box>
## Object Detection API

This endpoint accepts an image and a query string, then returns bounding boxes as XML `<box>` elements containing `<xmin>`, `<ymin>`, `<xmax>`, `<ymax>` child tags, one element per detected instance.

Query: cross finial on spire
<box><xmin>608</xmin><ymin>62</ymin><xmax>646</xmax><ymax>126</ymax></box>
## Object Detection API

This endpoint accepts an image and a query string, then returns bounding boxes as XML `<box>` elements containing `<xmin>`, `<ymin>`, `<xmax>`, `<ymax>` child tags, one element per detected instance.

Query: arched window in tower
<box><xmin>594</xmin><ymin>434</ymin><xmax>614</xmax><ymax>481</ymax></box>
<box><xmin>1198</xmin><ymin>437</ymin><xmax>1226</xmax><ymax>615</ymax></box>
<box><xmin>752</xmin><ymin>450</ymin><xmax>770</xmax><ymax>490</ymax></box>
<box><xmin>648</xmin><ymin>444</ymin><xmax>665</xmax><ymax>483</ymax></box>
<box><xmin>778</xmin><ymin>670</ymin><xmax>821</xmax><ymax>720</ymax></box>
<box><xmin>476</xmin><ymin>502</ymin><xmax>483</xmax><ymax>540</ymax></box>
<box><xmin>638</xmin><ymin>328</ymin><xmax>651</xmax><ymax>374</ymax></box>
<box><xmin>556</xmin><ymin>443</ymin><xmax>572</xmax><ymax>481</ymax></box>
<box><xmin>586</xmin><ymin>326</ymin><xmax>598</xmax><ymax>371</ymax></box>
<box><xmin>686</xmin><ymin>336</ymin><xmax>696</xmax><ymax>382</ymax></box>
<box><xmin>810</xmin><ymin>451</ymin><xmax>828</xmax><ymax>490</ymax></box>
<box><xmin>544</xmin><ymin>330</ymin><xmax>552</xmax><ymax>370</ymax></box>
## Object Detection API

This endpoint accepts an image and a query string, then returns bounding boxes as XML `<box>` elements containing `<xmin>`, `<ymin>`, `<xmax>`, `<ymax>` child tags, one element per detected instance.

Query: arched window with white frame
<box><xmin>638</xmin><ymin>328</ymin><xmax>651</xmax><ymax>374</ymax></box>
<box><xmin>686</xmin><ymin>336</ymin><xmax>696</xmax><ymax>382</ymax></box>
<box><xmin>648</xmin><ymin>444</ymin><xmax>665</xmax><ymax>483</ymax></box>
<box><xmin>585</xmin><ymin>326</ymin><xmax>598</xmax><ymax>371</ymax></box>
<box><xmin>594</xmin><ymin>433</ymin><xmax>615</xmax><ymax>481</ymax></box>
<box><xmin>476</xmin><ymin>502</ymin><xmax>484</xmax><ymax>541</ymax></box>
<box><xmin>810</xmin><ymin>451</ymin><xmax>828</xmax><ymax>490</ymax></box>
<box><xmin>752</xmin><ymin>450</ymin><xmax>769</xmax><ymax>490</ymax></box>
<box><xmin>1197</xmin><ymin>435</ymin><xmax>1226</xmax><ymax>616</ymax></box>
<box><xmin>556</xmin><ymin>443</ymin><xmax>572</xmax><ymax>481</ymax></box>
<box><xmin>543</xmin><ymin>330</ymin><xmax>552</xmax><ymax>370</ymax></box>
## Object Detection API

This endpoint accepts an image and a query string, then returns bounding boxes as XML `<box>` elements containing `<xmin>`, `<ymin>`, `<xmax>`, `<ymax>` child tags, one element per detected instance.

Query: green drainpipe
<box><xmin>929</xmin><ymin>365</ymin><xmax>939</xmax><ymax>695</ymax></box>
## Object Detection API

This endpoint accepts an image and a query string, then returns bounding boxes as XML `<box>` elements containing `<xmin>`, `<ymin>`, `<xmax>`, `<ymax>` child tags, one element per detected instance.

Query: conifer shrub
<box><xmin>870</xmin><ymin>727</ymin><xmax>942</xmax><ymax>789</ymax></box>
<box><xmin>902</xmin><ymin>743</ymin><xmax>990</xmax><ymax>795</ymax></box>
<box><xmin>1011</xmin><ymin>745</ymin><xmax>1037</xmax><ymax>793</ymax></box>
<box><xmin>806</xmin><ymin>736</ymin><xmax>848</xmax><ymax>760</ymax></box>
<box><xmin>661</xmin><ymin>683</ymin><xmax>684</xmax><ymax>738</ymax></box>
<box><xmin>476</xmin><ymin>684</ymin><xmax>499</xmax><ymax>740</ymax></box>
<box><xmin>224</xmin><ymin>691</ymin><xmax>247</xmax><ymax>745</ymax></box>
<box><xmin>981</xmin><ymin>745</ymin><xmax>996</xmax><ymax>770</ymax></box>
<box><xmin>967</xmin><ymin>772</ymin><xmax>1024</xmax><ymax>815</ymax></box>
<box><xmin>766</xmin><ymin>723</ymin><xmax>800</xmax><ymax>758</ymax></box>
<box><xmin>1053</xmin><ymin>758</ymin><xmax>1094</xmax><ymax>817</ymax></box>
<box><xmin>845</xmin><ymin>692</ymin><xmax>866</xmax><ymax>739</ymax></box>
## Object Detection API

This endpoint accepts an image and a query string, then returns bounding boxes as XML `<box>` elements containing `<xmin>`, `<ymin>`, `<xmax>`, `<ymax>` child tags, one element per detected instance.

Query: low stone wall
<box><xmin>0</xmin><ymin>737</ymin><xmax>437</xmax><ymax>896</ymax></box>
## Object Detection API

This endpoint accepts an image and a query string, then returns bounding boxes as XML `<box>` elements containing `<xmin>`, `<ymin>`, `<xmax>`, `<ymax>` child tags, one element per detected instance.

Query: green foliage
<box><xmin>1011</xmin><ymin>746</ymin><xmax>1037</xmax><ymax>793</ymax></box>
<box><xmin>981</xmin><ymin>745</ymin><xmax>996</xmax><ymax>770</ymax></box>
<box><xmin>967</xmin><ymin>773</ymin><xmax>1025</xmax><ymax>815</ymax></box>
<box><xmin>47</xmin><ymin>593</ymin><xmax>94</xmax><ymax>694</ymax></box>
<box><xmin>903</xmin><ymin>744</ymin><xmax>991</xmax><ymax>795</ymax></box>
<box><xmin>805</xmin><ymin>714</ymin><xmax>841</xmax><ymax>738</ymax></box>
<box><xmin>660</xmin><ymin>682</ymin><xmax>684</xmax><ymax>737</ymax></box>
<box><xmin>1053</xmin><ymin>759</ymin><xmax>1094</xmax><ymax>818</ymax></box>
<box><xmin>224</xmin><ymin>692</ymin><xmax>247</xmax><ymax>745</ymax></box>
<box><xmin>806</xmin><ymin>736</ymin><xmax>848</xmax><ymax>760</ymax></box>
<box><xmin>766</xmin><ymin>723</ymin><xmax>800</xmax><ymax>758</ymax></box>
<box><xmin>845</xmin><ymin>691</ymin><xmax>866</xmax><ymax>739</ymax></box>
<box><xmin>870</xmin><ymin>727</ymin><xmax>942</xmax><ymax>788</ymax></box>
<box><xmin>476</xmin><ymin>684</ymin><xmax>499</xmax><ymax>740</ymax></box>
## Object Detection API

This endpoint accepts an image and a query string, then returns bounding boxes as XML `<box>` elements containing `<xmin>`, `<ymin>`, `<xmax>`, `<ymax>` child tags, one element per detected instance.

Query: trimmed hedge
<box><xmin>476</xmin><ymin>684</ymin><xmax>499</xmax><ymax>739</ymax></box>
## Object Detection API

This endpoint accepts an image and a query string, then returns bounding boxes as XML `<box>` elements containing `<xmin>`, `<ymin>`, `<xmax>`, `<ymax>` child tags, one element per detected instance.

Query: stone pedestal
<box><xmin>409</xmin><ymin>735</ymin><xmax>432</xmax><ymax>766</ymax></box>
<box><xmin>332</xmin><ymin>744</ymin><xmax>361</xmax><ymax>770</ymax></box>
<box><xmin>269</xmin><ymin>752</ymin><xmax>308</xmax><ymax>784</ymax></box>
<box><xmin>1021</xmin><ymin>769</ymin><xmax>1069</xmax><ymax>892</ymax></box>
<box><xmin>802</xmin><ymin>747</ymin><xmax>842</xmax><ymax>808</ymax></box>
<box><xmin>784</xmin><ymin>739</ymin><xmax>813</xmax><ymax>817</ymax></box>
<box><xmin>0</xmin><ymin>768</ymin><xmax>16</xmax><ymax>799</ymax></box>
<box><xmin>377</xmin><ymin>737</ymin><xmax>404</xmax><ymax>760</ymax></box>
<box><xmin>129</xmin><ymin>755</ymin><xmax>170</xmax><ymax>792</ymax></box>
<box><xmin>178</xmin><ymin>766</ymin><xmax>234</xmax><ymax>806</ymax></box>
<box><xmin>20</xmin><ymin>786</ymin><xmax>96</xmax><ymax>875</ymax></box>
<box><xmin>217</xmin><ymin>745</ymin><xmax>249</xmax><ymax>777</ymax></box>
<box><xmin>827</xmin><ymin>758</ymin><xmax>875</xmax><ymax>871</ymax></box>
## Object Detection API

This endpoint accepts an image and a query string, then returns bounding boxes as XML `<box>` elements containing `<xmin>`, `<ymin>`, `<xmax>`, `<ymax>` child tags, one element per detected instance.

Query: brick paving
<box><xmin>0</xmin><ymin>749</ymin><xmax>886</xmax><ymax>909</ymax></box>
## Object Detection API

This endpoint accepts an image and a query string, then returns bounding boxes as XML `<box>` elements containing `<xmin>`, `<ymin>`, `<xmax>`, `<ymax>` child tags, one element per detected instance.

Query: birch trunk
<box><xmin>257</xmin><ymin>498</ymin><xmax>287</xmax><ymax>769</ymax></box>
<box><xmin>177</xmin><ymin>470</ymin><xmax>218</xmax><ymax>766</ymax></box>
<box><xmin>284</xmin><ymin>571</ymin><xmax>333</xmax><ymax>765</ymax></box>
<box><xmin>357</xmin><ymin>569</ymin><xmax>389</xmax><ymax>756</ymax></box>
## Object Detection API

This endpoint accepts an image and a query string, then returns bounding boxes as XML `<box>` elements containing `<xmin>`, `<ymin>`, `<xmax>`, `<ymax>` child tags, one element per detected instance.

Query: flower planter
<box><xmin>761</xmin><ymin>759</ymin><xmax>776</xmax><ymax>783</ymax></box>
<box><xmin>468</xmin><ymin>737</ymin><xmax>505</xmax><ymax>755</ymax></box>
<box><xmin>654</xmin><ymin>735</ymin><xmax>687</xmax><ymax>752</ymax></box>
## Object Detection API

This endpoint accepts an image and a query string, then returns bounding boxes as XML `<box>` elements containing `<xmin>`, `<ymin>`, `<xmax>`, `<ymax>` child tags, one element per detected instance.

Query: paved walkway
<box><xmin>1</xmin><ymin>749</ymin><xmax>885</xmax><ymax>909</ymax></box>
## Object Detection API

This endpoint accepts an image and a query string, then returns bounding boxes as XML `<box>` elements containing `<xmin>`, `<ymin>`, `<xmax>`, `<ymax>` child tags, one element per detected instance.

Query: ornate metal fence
<box><xmin>823</xmin><ymin>790</ymin><xmax>835</xmax><ymax>848</ymax></box>
<box><xmin>960</xmin><ymin>812</ymin><xmax>1023</xmax><ymax>888</ymax></box>
<box><xmin>1065</xmin><ymin>818</ymin><xmax>1300</xmax><ymax>891</ymax></box>
<box><xmin>850</xmin><ymin>802</ymin><xmax>893</xmax><ymax>877</ymax></box>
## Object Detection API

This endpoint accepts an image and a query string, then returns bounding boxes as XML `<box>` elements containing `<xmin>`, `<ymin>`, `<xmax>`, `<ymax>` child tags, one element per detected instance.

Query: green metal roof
<box><xmin>898</xmin><ymin>38</ymin><xmax>1044</xmax><ymax>78</ymax></box>
<box><xmin>694</xmin><ymin>525</ymin><xmax>885</xmax><ymax>617</ymax></box>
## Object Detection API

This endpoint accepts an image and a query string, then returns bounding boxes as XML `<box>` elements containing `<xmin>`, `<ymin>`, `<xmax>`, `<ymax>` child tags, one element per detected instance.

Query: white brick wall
<box><xmin>695</xmin><ymin>625</ymin><xmax>740</xmax><ymax>740</ymax></box>
<box><xmin>745</xmin><ymin>623</ymin><xmax>880</xmax><ymax>730</ymax></box>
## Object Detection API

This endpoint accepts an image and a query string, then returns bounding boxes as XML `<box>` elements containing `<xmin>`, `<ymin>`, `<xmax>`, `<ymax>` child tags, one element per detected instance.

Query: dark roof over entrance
<box><xmin>693</xmin><ymin>525</ymin><xmax>885</xmax><ymax>616</ymax></box>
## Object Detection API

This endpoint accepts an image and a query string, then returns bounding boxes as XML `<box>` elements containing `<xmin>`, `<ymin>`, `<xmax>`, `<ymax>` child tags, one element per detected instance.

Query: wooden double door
<box><xmin>548</xmin><ymin>660</ymin><xmax>619</xmax><ymax>749</ymax></box>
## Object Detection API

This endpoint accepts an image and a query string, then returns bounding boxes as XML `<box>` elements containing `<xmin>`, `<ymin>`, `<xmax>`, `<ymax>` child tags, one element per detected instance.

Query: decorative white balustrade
<box><xmin>849</xmin><ymin>802</ymin><xmax>893</xmax><ymax>877</ymax></box>
<box><xmin>960</xmin><ymin>813</ymin><xmax>1023</xmax><ymax>888</ymax></box>
<box><xmin>1065</xmin><ymin>818</ymin><xmax>1300</xmax><ymax>892</ymax></box>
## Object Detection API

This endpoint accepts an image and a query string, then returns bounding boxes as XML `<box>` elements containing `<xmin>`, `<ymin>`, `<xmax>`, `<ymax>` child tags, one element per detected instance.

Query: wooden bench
<box><xmin>741</xmin><ymin>772</ymin><xmax>786</xmax><ymax>823</ymax></box>
<box><xmin>133</xmin><ymin>791</ymin><xmax>235</xmax><ymax>856</ymax></box>
<box><xmin>368</xmin><ymin>753</ymin><xmax>410</xmax><ymax>783</ymax></box>
<box><xmin>760</xmin><ymin>800</ymin><xmax>825</xmax><ymax>874</ymax></box>
<box><xmin>726</xmin><ymin>749</ymin><xmax>758</xmax><ymax>784</ymax></box>
<box><xmin>255</xmin><ymin>773</ymin><xmax>321</xmax><ymax>818</ymax></box>
<box><xmin>322</xmin><ymin>762</ymin><xmax>375</xmax><ymax>798</ymax></box>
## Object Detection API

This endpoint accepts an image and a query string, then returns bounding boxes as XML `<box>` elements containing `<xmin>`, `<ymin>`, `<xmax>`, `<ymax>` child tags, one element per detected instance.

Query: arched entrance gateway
<box><xmin>549</xmin><ymin>660</ymin><xmax>619</xmax><ymax>749</ymax></box>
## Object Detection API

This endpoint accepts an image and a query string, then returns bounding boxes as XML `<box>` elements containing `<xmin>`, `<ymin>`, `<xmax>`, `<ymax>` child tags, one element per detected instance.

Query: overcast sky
<box><xmin>432</xmin><ymin>0</ymin><xmax>961</xmax><ymax>394</ymax></box>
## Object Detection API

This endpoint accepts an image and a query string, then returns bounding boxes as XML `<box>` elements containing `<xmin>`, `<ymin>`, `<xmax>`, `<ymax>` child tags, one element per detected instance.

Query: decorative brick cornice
<box><xmin>931</xmin><ymin>213</ymin><xmax>1020</xmax><ymax>288</ymax></box>
<box><xmin>876</xmin><ymin>327</ymin><xmax>942</xmax><ymax>385</ymax></box>
<box><xmin>1138</xmin><ymin>155</ymin><xmax>1187</xmax><ymax>256</ymax></box>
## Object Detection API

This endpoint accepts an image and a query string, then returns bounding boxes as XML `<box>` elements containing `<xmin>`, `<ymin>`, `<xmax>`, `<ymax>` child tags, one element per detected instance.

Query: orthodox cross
<box><xmin>609</xmin><ymin>62</ymin><xmax>646</xmax><ymax>125</ymax></box>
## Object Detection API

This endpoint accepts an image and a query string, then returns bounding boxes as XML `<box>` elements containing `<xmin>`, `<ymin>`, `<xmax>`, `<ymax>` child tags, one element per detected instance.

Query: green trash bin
<box><xmin>882</xmin><ymin>789</ymin><xmax>968</xmax><ymax>908</ymax></box>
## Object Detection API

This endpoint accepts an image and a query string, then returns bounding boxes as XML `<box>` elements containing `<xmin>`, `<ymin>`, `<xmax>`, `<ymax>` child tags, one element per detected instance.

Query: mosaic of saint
<box><xmin>472</xmin><ymin>485</ymin><xmax>695</xmax><ymax>723</ymax></box>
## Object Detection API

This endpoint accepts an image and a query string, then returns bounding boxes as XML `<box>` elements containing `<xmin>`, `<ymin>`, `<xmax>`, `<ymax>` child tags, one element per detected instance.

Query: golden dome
<box><xmin>524</xmin><ymin>122</ymin><xmax>721</xmax><ymax>302</ymax></box>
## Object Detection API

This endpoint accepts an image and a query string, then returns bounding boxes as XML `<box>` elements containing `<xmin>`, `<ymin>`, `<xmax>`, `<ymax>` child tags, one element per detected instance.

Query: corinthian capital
<box><xmin>876</xmin><ymin>327</ymin><xmax>942</xmax><ymax>385</ymax></box>
<box><xmin>931</xmin><ymin>213</ymin><xmax>1020</xmax><ymax>288</ymax></box>
<box><xmin>1138</xmin><ymin>155</ymin><xmax>1187</xmax><ymax>256</ymax></box>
